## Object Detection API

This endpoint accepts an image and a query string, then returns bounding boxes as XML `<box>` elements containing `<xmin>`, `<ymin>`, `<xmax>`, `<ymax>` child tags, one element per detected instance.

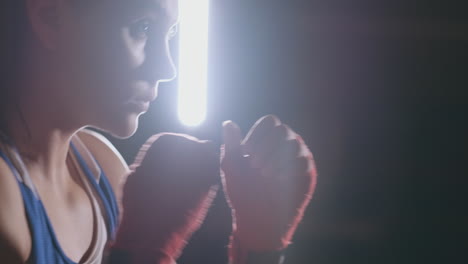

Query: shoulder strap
<box><xmin>69</xmin><ymin>141</ymin><xmax>120</xmax><ymax>241</ymax></box>
<box><xmin>0</xmin><ymin>140</ymin><xmax>40</xmax><ymax>199</ymax></box>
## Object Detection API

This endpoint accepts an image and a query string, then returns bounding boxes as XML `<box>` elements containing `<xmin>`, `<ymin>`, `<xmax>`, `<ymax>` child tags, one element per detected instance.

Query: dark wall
<box><xmin>107</xmin><ymin>1</ymin><xmax>468</xmax><ymax>263</ymax></box>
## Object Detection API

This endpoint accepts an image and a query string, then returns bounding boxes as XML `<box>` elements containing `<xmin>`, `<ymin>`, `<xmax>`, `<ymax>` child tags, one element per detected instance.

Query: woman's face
<box><xmin>53</xmin><ymin>0</ymin><xmax>178</xmax><ymax>138</ymax></box>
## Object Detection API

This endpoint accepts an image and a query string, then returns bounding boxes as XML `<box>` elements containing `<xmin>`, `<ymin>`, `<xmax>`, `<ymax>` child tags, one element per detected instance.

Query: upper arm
<box><xmin>76</xmin><ymin>129</ymin><xmax>130</xmax><ymax>208</ymax></box>
<box><xmin>0</xmin><ymin>159</ymin><xmax>31</xmax><ymax>263</ymax></box>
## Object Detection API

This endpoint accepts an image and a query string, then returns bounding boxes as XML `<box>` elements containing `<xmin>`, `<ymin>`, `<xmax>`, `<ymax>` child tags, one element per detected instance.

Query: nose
<box><xmin>143</xmin><ymin>38</ymin><xmax>177</xmax><ymax>84</ymax></box>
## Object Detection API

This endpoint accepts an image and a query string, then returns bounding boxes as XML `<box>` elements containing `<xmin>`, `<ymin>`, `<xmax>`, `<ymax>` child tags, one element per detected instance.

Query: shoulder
<box><xmin>0</xmin><ymin>154</ymin><xmax>31</xmax><ymax>262</ymax></box>
<box><xmin>76</xmin><ymin>129</ymin><xmax>130</xmax><ymax>201</ymax></box>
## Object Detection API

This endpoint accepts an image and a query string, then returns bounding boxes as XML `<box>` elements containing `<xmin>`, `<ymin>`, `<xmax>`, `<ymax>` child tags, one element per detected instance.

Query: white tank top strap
<box><xmin>70</xmin><ymin>135</ymin><xmax>102</xmax><ymax>182</ymax></box>
<box><xmin>0</xmin><ymin>135</ymin><xmax>40</xmax><ymax>199</ymax></box>
<box><xmin>69</xmin><ymin>134</ymin><xmax>108</xmax><ymax>264</ymax></box>
<box><xmin>0</xmin><ymin>132</ymin><xmax>109</xmax><ymax>264</ymax></box>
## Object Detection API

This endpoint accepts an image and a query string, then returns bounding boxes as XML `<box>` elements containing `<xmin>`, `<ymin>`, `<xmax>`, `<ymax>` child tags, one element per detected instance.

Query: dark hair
<box><xmin>0</xmin><ymin>1</ymin><xmax>95</xmax><ymax>140</ymax></box>
<box><xmin>0</xmin><ymin>0</ymin><xmax>29</xmax><ymax>138</ymax></box>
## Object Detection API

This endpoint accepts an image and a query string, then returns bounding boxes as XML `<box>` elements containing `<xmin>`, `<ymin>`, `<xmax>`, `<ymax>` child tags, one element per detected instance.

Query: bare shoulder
<box><xmin>76</xmin><ymin>129</ymin><xmax>130</xmax><ymax>201</ymax></box>
<box><xmin>0</xmin><ymin>157</ymin><xmax>31</xmax><ymax>263</ymax></box>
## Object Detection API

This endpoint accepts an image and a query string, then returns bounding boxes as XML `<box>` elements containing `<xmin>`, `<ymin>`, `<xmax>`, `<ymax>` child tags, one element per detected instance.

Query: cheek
<box><xmin>86</xmin><ymin>28</ymin><xmax>147</xmax><ymax>93</ymax></box>
<box><xmin>121</xmin><ymin>28</ymin><xmax>146</xmax><ymax>68</ymax></box>
<box><xmin>65</xmin><ymin>29</ymin><xmax>146</xmax><ymax>102</ymax></box>
<box><xmin>57</xmin><ymin>14</ymin><xmax>151</xmax><ymax>123</ymax></box>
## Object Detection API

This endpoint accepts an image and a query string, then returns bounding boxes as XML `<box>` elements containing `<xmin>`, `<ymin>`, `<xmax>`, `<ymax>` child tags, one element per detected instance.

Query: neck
<box><xmin>2</xmin><ymin>44</ymin><xmax>87</xmax><ymax>184</ymax></box>
<box><xmin>4</xmin><ymin>84</ymin><xmax>83</xmax><ymax>184</ymax></box>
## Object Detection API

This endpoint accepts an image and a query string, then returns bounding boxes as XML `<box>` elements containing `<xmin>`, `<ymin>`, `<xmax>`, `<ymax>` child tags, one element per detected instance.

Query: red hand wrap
<box><xmin>221</xmin><ymin>120</ymin><xmax>318</xmax><ymax>256</ymax></box>
<box><xmin>111</xmin><ymin>133</ymin><xmax>219</xmax><ymax>262</ymax></box>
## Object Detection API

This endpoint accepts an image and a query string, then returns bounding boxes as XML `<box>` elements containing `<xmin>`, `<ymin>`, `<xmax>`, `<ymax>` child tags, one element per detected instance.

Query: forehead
<box><xmin>113</xmin><ymin>0</ymin><xmax>179</xmax><ymax>23</ymax></box>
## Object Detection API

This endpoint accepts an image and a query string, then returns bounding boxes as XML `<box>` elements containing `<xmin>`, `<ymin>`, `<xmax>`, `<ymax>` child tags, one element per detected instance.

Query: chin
<box><xmin>96</xmin><ymin>112</ymin><xmax>143</xmax><ymax>139</ymax></box>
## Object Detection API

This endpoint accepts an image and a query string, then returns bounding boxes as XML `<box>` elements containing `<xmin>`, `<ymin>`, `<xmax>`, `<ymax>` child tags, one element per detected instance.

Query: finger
<box><xmin>268</xmin><ymin>136</ymin><xmax>317</xmax><ymax>192</ymax></box>
<box><xmin>137</xmin><ymin>133</ymin><xmax>200</xmax><ymax>162</ymax></box>
<box><xmin>222</xmin><ymin>120</ymin><xmax>243</xmax><ymax>159</ymax></box>
<box><xmin>221</xmin><ymin>120</ymin><xmax>245</xmax><ymax>188</ymax></box>
<box><xmin>281</xmin><ymin>157</ymin><xmax>312</xmax><ymax>179</ymax></box>
<box><xmin>251</xmin><ymin>123</ymin><xmax>297</xmax><ymax>168</ymax></box>
<box><xmin>265</xmin><ymin>138</ymin><xmax>301</xmax><ymax>172</ymax></box>
<box><xmin>297</xmin><ymin>135</ymin><xmax>314</xmax><ymax>160</ymax></box>
<box><xmin>242</xmin><ymin>115</ymin><xmax>281</xmax><ymax>153</ymax></box>
<box><xmin>250</xmin><ymin>124</ymin><xmax>288</xmax><ymax>168</ymax></box>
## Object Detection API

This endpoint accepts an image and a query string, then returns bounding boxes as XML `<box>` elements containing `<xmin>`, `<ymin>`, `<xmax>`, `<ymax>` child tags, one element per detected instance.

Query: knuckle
<box><xmin>144</xmin><ymin>133</ymin><xmax>204</xmax><ymax>160</ymax></box>
<box><xmin>291</xmin><ymin>157</ymin><xmax>313</xmax><ymax>175</ymax></box>
<box><xmin>274</xmin><ymin>124</ymin><xmax>289</xmax><ymax>138</ymax></box>
<box><xmin>145</xmin><ymin>132</ymin><xmax>167</xmax><ymax>145</ymax></box>
<box><xmin>297</xmin><ymin>156</ymin><xmax>310</xmax><ymax>167</ymax></box>
<box><xmin>286</xmin><ymin>139</ymin><xmax>301</xmax><ymax>153</ymax></box>
<box><xmin>155</xmin><ymin>133</ymin><xmax>200</xmax><ymax>146</ymax></box>
<box><xmin>299</xmin><ymin>142</ymin><xmax>313</xmax><ymax>158</ymax></box>
<box><xmin>195</xmin><ymin>140</ymin><xmax>215</xmax><ymax>154</ymax></box>
<box><xmin>153</xmin><ymin>133</ymin><xmax>179</xmax><ymax>143</ymax></box>
<box><xmin>265</xmin><ymin>114</ymin><xmax>281</xmax><ymax>124</ymax></box>
<box><xmin>283</xmin><ymin>124</ymin><xmax>297</xmax><ymax>140</ymax></box>
<box><xmin>258</xmin><ymin>114</ymin><xmax>281</xmax><ymax>128</ymax></box>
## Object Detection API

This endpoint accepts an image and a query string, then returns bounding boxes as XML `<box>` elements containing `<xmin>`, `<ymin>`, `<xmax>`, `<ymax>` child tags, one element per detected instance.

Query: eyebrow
<box><xmin>131</xmin><ymin>0</ymin><xmax>179</xmax><ymax>24</ymax></box>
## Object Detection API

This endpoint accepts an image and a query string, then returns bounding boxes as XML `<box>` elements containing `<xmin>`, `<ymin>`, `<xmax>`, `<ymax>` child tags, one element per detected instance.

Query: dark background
<box><xmin>104</xmin><ymin>0</ymin><xmax>468</xmax><ymax>263</ymax></box>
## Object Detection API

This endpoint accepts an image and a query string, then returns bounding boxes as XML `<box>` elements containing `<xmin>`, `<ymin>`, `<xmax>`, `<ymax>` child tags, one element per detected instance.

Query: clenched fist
<box><xmin>221</xmin><ymin>115</ymin><xmax>317</xmax><ymax>256</ymax></box>
<box><xmin>112</xmin><ymin>133</ymin><xmax>219</xmax><ymax>263</ymax></box>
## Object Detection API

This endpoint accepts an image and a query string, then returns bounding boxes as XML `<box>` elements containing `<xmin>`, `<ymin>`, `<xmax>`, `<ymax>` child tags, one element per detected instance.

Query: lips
<box><xmin>134</xmin><ymin>89</ymin><xmax>158</xmax><ymax>103</ymax></box>
<box><xmin>123</xmin><ymin>83</ymin><xmax>158</xmax><ymax>113</ymax></box>
<box><xmin>124</xmin><ymin>100</ymin><xmax>150</xmax><ymax>113</ymax></box>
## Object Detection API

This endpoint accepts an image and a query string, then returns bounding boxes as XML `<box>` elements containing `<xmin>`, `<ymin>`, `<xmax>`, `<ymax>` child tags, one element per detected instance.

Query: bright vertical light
<box><xmin>178</xmin><ymin>0</ymin><xmax>210</xmax><ymax>126</ymax></box>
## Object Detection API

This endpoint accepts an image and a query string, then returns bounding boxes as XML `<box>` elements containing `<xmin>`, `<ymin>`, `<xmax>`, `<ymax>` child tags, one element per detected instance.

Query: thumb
<box><xmin>222</xmin><ymin>120</ymin><xmax>242</xmax><ymax>159</ymax></box>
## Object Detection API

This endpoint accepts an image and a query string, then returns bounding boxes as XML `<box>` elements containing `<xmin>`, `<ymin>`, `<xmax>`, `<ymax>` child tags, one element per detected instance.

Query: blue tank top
<box><xmin>0</xmin><ymin>142</ymin><xmax>120</xmax><ymax>264</ymax></box>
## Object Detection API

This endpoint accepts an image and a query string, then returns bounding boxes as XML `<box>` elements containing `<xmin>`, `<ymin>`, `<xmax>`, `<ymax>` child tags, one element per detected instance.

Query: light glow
<box><xmin>178</xmin><ymin>0</ymin><xmax>210</xmax><ymax>126</ymax></box>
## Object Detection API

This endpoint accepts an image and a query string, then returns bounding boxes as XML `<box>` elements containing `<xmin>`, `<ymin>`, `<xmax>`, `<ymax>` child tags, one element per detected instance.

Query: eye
<box><xmin>167</xmin><ymin>24</ymin><xmax>179</xmax><ymax>40</ymax></box>
<box><xmin>130</xmin><ymin>19</ymin><xmax>151</xmax><ymax>40</ymax></box>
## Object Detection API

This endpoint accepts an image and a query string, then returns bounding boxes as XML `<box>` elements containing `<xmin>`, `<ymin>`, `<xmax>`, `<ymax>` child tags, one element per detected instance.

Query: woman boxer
<box><xmin>0</xmin><ymin>0</ymin><xmax>317</xmax><ymax>263</ymax></box>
